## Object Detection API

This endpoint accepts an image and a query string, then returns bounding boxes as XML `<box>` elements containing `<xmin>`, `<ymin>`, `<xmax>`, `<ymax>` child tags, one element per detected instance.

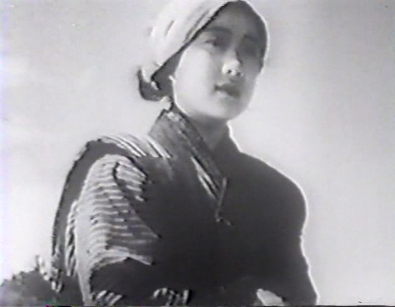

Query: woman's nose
<box><xmin>222</xmin><ymin>57</ymin><xmax>243</xmax><ymax>79</ymax></box>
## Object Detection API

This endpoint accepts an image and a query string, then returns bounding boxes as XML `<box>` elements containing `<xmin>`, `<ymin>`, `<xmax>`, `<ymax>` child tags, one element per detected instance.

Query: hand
<box><xmin>255</xmin><ymin>289</ymin><xmax>289</xmax><ymax>306</ymax></box>
<box><xmin>152</xmin><ymin>288</ymin><xmax>191</xmax><ymax>306</ymax></box>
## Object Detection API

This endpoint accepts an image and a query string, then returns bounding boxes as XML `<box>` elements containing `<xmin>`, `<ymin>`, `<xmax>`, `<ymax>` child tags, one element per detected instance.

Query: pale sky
<box><xmin>1</xmin><ymin>0</ymin><xmax>395</xmax><ymax>304</ymax></box>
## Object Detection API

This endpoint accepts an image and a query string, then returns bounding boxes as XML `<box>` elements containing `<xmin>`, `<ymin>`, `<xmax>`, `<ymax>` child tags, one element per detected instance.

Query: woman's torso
<box><xmin>52</xmin><ymin>108</ymin><xmax>313</xmax><ymax>305</ymax></box>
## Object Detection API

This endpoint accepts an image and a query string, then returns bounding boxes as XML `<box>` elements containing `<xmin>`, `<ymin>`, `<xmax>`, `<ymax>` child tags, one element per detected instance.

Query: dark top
<box><xmin>50</xmin><ymin>107</ymin><xmax>317</xmax><ymax>306</ymax></box>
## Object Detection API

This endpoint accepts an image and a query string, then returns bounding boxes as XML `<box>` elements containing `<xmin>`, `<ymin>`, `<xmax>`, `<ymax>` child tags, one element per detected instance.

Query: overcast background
<box><xmin>1</xmin><ymin>0</ymin><xmax>394</xmax><ymax>304</ymax></box>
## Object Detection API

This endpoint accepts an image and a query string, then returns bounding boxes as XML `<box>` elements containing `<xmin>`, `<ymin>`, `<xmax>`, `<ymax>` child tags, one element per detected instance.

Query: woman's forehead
<box><xmin>202</xmin><ymin>3</ymin><xmax>263</xmax><ymax>40</ymax></box>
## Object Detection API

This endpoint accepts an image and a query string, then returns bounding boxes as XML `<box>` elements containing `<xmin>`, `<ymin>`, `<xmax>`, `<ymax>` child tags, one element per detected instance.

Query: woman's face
<box><xmin>172</xmin><ymin>3</ymin><xmax>264</xmax><ymax>124</ymax></box>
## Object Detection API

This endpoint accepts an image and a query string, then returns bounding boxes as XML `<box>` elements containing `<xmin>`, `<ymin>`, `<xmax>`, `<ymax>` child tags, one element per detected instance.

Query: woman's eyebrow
<box><xmin>244</xmin><ymin>33</ymin><xmax>261</xmax><ymax>44</ymax></box>
<box><xmin>203</xmin><ymin>25</ymin><xmax>232</xmax><ymax>36</ymax></box>
<box><xmin>203</xmin><ymin>26</ymin><xmax>261</xmax><ymax>45</ymax></box>
<box><xmin>244</xmin><ymin>33</ymin><xmax>264</xmax><ymax>49</ymax></box>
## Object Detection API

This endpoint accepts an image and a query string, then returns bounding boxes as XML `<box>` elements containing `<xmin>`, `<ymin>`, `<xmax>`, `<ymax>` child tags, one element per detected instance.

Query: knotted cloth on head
<box><xmin>138</xmin><ymin>0</ymin><xmax>269</xmax><ymax>101</ymax></box>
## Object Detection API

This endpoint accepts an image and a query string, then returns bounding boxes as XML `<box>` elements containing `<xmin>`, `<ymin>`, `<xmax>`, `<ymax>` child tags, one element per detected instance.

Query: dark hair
<box><xmin>137</xmin><ymin>50</ymin><xmax>184</xmax><ymax>102</ymax></box>
<box><xmin>137</xmin><ymin>1</ymin><xmax>268</xmax><ymax>102</ymax></box>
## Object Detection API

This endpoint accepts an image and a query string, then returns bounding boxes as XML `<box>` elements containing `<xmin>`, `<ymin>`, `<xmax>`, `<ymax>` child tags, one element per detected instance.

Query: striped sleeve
<box><xmin>72</xmin><ymin>154</ymin><xmax>159</xmax><ymax>305</ymax></box>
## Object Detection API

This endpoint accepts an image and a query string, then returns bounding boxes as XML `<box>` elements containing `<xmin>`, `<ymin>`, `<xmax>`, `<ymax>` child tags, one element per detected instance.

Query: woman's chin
<box><xmin>201</xmin><ymin>106</ymin><xmax>244</xmax><ymax>122</ymax></box>
<box><xmin>178</xmin><ymin>96</ymin><xmax>247</xmax><ymax>123</ymax></box>
<box><xmin>211</xmin><ymin>98</ymin><xmax>246</xmax><ymax>119</ymax></box>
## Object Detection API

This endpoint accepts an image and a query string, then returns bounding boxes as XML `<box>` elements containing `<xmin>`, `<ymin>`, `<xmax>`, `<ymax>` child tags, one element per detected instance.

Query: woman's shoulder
<box><xmin>79</xmin><ymin>133</ymin><xmax>171</xmax><ymax>161</ymax></box>
<box><xmin>238</xmin><ymin>152</ymin><xmax>306</xmax><ymax>213</ymax></box>
<box><xmin>62</xmin><ymin>133</ymin><xmax>172</xmax><ymax>200</ymax></box>
<box><xmin>70</xmin><ymin>133</ymin><xmax>171</xmax><ymax>172</ymax></box>
<box><xmin>238</xmin><ymin>153</ymin><xmax>298</xmax><ymax>187</ymax></box>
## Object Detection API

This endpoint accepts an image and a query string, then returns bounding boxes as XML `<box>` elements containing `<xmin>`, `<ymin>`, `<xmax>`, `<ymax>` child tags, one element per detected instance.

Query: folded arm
<box><xmin>72</xmin><ymin>154</ymin><xmax>184</xmax><ymax>305</ymax></box>
<box><xmin>271</xmin><ymin>182</ymin><xmax>318</xmax><ymax>305</ymax></box>
<box><xmin>254</xmin><ymin>180</ymin><xmax>318</xmax><ymax>306</ymax></box>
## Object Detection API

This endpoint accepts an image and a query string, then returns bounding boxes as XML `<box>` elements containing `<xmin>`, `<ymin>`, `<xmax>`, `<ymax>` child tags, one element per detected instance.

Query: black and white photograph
<box><xmin>0</xmin><ymin>0</ymin><xmax>394</xmax><ymax>305</ymax></box>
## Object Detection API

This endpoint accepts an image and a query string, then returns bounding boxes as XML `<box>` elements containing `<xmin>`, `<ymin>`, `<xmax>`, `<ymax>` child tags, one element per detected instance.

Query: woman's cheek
<box><xmin>204</xmin><ymin>52</ymin><xmax>221</xmax><ymax>73</ymax></box>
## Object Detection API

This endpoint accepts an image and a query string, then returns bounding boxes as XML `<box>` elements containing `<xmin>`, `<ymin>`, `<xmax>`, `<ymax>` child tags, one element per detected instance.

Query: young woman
<box><xmin>49</xmin><ymin>0</ymin><xmax>317</xmax><ymax>305</ymax></box>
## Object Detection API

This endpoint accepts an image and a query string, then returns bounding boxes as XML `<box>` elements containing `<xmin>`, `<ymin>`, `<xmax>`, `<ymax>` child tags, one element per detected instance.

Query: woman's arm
<box><xmin>72</xmin><ymin>154</ymin><xmax>171</xmax><ymax>305</ymax></box>
<box><xmin>267</xmin><ymin>182</ymin><xmax>318</xmax><ymax>306</ymax></box>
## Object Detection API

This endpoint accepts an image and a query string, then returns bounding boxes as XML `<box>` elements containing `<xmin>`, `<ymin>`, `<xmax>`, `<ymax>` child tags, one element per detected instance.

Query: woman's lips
<box><xmin>214</xmin><ymin>83</ymin><xmax>241</xmax><ymax>98</ymax></box>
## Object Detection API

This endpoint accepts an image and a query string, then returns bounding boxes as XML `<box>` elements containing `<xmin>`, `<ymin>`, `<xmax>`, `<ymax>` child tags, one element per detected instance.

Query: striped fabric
<box><xmin>69</xmin><ymin>154</ymin><xmax>159</xmax><ymax>304</ymax></box>
<box><xmin>48</xmin><ymin>133</ymin><xmax>185</xmax><ymax>305</ymax></box>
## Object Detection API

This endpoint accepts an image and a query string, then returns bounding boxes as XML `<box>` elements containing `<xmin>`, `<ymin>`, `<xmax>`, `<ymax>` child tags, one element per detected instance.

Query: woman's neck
<box><xmin>190</xmin><ymin>117</ymin><xmax>228</xmax><ymax>150</ymax></box>
<box><xmin>170</xmin><ymin>104</ymin><xmax>228</xmax><ymax>150</ymax></box>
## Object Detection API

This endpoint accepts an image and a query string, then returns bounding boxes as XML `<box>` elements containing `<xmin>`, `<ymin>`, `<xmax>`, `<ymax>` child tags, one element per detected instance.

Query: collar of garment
<box><xmin>149</xmin><ymin>106</ymin><xmax>241</xmax><ymax>176</ymax></box>
<box><xmin>149</xmin><ymin>106</ymin><xmax>242</xmax><ymax>224</ymax></box>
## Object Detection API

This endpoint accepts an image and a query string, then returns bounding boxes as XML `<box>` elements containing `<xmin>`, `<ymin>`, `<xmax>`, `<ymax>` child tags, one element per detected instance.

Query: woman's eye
<box><xmin>205</xmin><ymin>36</ymin><xmax>227</xmax><ymax>49</ymax></box>
<box><xmin>241</xmin><ymin>42</ymin><xmax>262</xmax><ymax>58</ymax></box>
